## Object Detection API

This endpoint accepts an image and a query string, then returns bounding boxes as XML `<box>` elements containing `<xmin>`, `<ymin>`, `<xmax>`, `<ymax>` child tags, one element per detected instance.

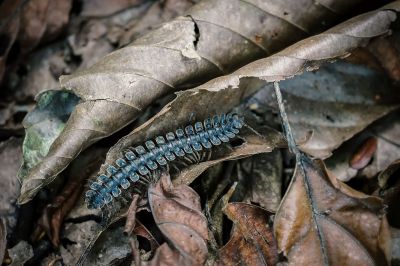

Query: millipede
<box><xmin>85</xmin><ymin>113</ymin><xmax>244</xmax><ymax>209</ymax></box>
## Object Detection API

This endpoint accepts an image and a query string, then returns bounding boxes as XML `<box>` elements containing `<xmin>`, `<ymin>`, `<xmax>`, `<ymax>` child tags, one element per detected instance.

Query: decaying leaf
<box><xmin>7</xmin><ymin>241</ymin><xmax>34</xmax><ymax>266</ymax></box>
<box><xmin>18</xmin><ymin>0</ymin><xmax>72</xmax><ymax>53</ymax></box>
<box><xmin>377</xmin><ymin>160</ymin><xmax>400</xmax><ymax>228</ymax></box>
<box><xmin>249</xmin><ymin>61</ymin><xmax>399</xmax><ymax>158</ymax></box>
<box><xmin>216</xmin><ymin>202</ymin><xmax>278</xmax><ymax>265</ymax></box>
<box><xmin>18</xmin><ymin>0</ymin><xmax>368</xmax><ymax>204</ymax></box>
<box><xmin>81</xmin><ymin>0</ymin><xmax>145</xmax><ymax>17</ymax></box>
<box><xmin>274</xmin><ymin>157</ymin><xmax>391</xmax><ymax>265</ymax></box>
<box><xmin>238</xmin><ymin>151</ymin><xmax>283</xmax><ymax>211</ymax></box>
<box><xmin>147</xmin><ymin>173</ymin><xmax>208</xmax><ymax>265</ymax></box>
<box><xmin>0</xmin><ymin>0</ymin><xmax>22</xmax><ymax>83</ymax></box>
<box><xmin>273</xmin><ymin>82</ymin><xmax>391</xmax><ymax>266</ymax></box>
<box><xmin>119</xmin><ymin>0</ymin><xmax>198</xmax><ymax>46</ymax></box>
<box><xmin>18</xmin><ymin>90</ymin><xmax>80</xmax><ymax>180</ymax></box>
<box><xmin>326</xmin><ymin>110</ymin><xmax>400</xmax><ymax>182</ymax></box>
<box><xmin>0</xmin><ymin>138</ymin><xmax>22</xmax><ymax>235</ymax></box>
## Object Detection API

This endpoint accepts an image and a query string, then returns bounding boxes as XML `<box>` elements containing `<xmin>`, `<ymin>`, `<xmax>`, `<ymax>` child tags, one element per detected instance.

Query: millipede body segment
<box><xmin>85</xmin><ymin>113</ymin><xmax>244</xmax><ymax>209</ymax></box>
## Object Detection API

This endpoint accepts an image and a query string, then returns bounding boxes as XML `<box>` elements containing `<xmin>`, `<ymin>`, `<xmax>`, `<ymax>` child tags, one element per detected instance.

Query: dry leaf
<box><xmin>271</xmin><ymin>80</ymin><xmax>391</xmax><ymax>265</ymax></box>
<box><xmin>99</xmin><ymin>2</ymin><xmax>398</xmax><ymax>190</ymax></box>
<box><xmin>120</xmin><ymin>0</ymin><xmax>199</xmax><ymax>45</ymax></box>
<box><xmin>147</xmin><ymin>173</ymin><xmax>208</xmax><ymax>265</ymax></box>
<box><xmin>0</xmin><ymin>0</ymin><xmax>22</xmax><ymax>83</ymax></box>
<box><xmin>327</xmin><ymin>110</ymin><xmax>400</xmax><ymax>182</ymax></box>
<box><xmin>7</xmin><ymin>241</ymin><xmax>34</xmax><ymax>266</ymax></box>
<box><xmin>216</xmin><ymin>202</ymin><xmax>278</xmax><ymax>265</ymax></box>
<box><xmin>0</xmin><ymin>138</ymin><xmax>22</xmax><ymax>235</ymax></box>
<box><xmin>81</xmin><ymin>0</ymin><xmax>145</xmax><ymax>17</ymax></box>
<box><xmin>274</xmin><ymin>157</ymin><xmax>391</xmax><ymax>265</ymax></box>
<box><xmin>377</xmin><ymin>160</ymin><xmax>400</xmax><ymax>228</ymax></box>
<box><xmin>350</xmin><ymin>137</ymin><xmax>378</xmax><ymax>170</ymax></box>
<box><xmin>18</xmin><ymin>0</ymin><xmax>72</xmax><ymax>53</ymax></box>
<box><xmin>18</xmin><ymin>0</ymin><xmax>367</xmax><ymax>203</ymax></box>
<box><xmin>239</xmin><ymin>151</ymin><xmax>283</xmax><ymax>211</ymax></box>
<box><xmin>249</xmin><ymin>61</ymin><xmax>399</xmax><ymax>158</ymax></box>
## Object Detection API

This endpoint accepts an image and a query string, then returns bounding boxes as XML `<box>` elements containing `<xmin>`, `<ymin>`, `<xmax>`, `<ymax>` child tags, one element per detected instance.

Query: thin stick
<box><xmin>273</xmin><ymin>82</ymin><xmax>299</xmax><ymax>157</ymax></box>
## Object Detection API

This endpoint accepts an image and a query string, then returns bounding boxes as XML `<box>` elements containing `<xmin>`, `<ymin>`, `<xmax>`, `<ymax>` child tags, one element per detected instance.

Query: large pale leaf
<box><xmin>99</xmin><ymin>2</ymin><xmax>399</xmax><ymax>187</ymax></box>
<box><xmin>18</xmin><ymin>0</ymin><xmax>366</xmax><ymax>203</ymax></box>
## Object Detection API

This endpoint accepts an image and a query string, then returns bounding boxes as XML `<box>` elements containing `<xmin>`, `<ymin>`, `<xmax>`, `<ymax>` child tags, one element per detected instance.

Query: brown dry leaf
<box><xmin>81</xmin><ymin>0</ymin><xmax>145</xmax><ymax>17</ymax></box>
<box><xmin>274</xmin><ymin>156</ymin><xmax>391</xmax><ymax>265</ymax></box>
<box><xmin>216</xmin><ymin>202</ymin><xmax>278</xmax><ymax>265</ymax></box>
<box><xmin>349</xmin><ymin>137</ymin><xmax>378</xmax><ymax>170</ymax></box>
<box><xmin>18</xmin><ymin>0</ymin><xmax>72</xmax><ymax>53</ymax></box>
<box><xmin>120</xmin><ymin>0</ymin><xmax>199</xmax><ymax>46</ymax></box>
<box><xmin>326</xmin><ymin>111</ymin><xmax>400</xmax><ymax>182</ymax></box>
<box><xmin>132</xmin><ymin>242</ymin><xmax>181</xmax><ymax>266</ymax></box>
<box><xmin>147</xmin><ymin>173</ymin><xmax>208</xmax><ymax>265</ymax></box>
<box><xmin>18</xmin><ymin>0</ymin><xmax>366</xmax><ymax>203</ymax></box>
<box><xmin>249</xmin><ymin>60</ymin><xmax>399</xmax><ymax>159</ymax></box>
<box><xmin>0</xmin><ymin>0</ymin><xmax>22</xmax><ymax>83</ymax></box>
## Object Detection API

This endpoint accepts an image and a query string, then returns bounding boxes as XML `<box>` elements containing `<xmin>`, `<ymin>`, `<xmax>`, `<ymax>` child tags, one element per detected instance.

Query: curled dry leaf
<box><xmin>216</xmin><ymin>202</ymin><xmax>278</xmax><ymax>266</ymax></box>
<box><xmin>19</xmin><ymin>0</ymin><xmax>365</xmax><ymax>203</ymax></box>
<box><xmin>326</xmin><ymin>110</ymin><xmax>400</xmax><ymax>182</ymax></box>
<box><xmin>350</xmin><ymin>137</ymin><xmax>378</xmax><ymax>170</ymax></box>
<box><xmin>274</xmin><ymin>157</ymin><xmax>391</xmax><ymax>265</ymax></box>
<box><xmin>147</xmin><ymin>173</ymin><xmax>208</xmax><ymax>265</ymax></box>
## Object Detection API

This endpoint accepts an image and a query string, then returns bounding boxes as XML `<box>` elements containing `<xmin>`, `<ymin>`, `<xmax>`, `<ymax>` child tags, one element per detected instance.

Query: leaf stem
<box><xmin>273</xmin><ymin>82</ymin><xmax>299</xmax><ymax>157</ymax></box>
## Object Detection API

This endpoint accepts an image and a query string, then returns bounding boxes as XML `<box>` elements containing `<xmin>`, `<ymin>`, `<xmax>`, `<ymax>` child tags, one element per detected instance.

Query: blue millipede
<box><xmin>85</xmin><ymin>113</ymin><xmax>244</xmax><ymax>209</ymax></box>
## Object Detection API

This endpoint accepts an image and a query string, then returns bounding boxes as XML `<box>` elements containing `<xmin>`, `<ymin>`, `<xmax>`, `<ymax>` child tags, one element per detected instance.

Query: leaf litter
<box><xmin>18</xmin><ymin>0</ymin><xmax>373</xmax><ymax>203</ymax></box>
<box><xmin>0</xmin><ymin>0</ymin><xmax>399</xmax><ymax>265</ymax></box>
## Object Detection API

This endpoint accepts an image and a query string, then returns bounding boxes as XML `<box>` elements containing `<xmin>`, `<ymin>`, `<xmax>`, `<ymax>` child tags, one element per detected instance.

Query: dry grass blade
<box><xmin>18</xmin><ymin>0</ymin><xmax>366</xmax><ymax>204</ymax></box>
